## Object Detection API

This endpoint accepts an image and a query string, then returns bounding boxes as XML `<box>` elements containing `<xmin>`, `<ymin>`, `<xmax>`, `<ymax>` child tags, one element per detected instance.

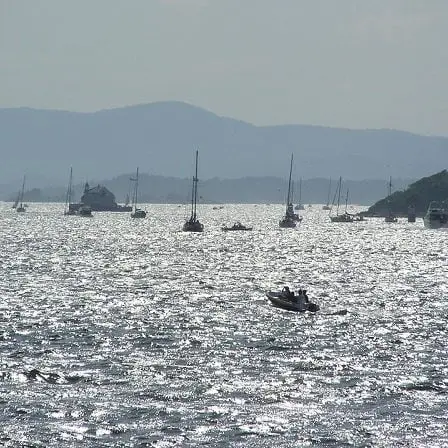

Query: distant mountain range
<box><xmin>1</xmin><ymin>101</ymin><xmax>447</xmax><ymax>189</ymax></box>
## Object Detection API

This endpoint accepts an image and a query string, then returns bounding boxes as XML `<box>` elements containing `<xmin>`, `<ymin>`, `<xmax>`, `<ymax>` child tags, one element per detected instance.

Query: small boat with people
<box><xmin>266</xmin><ymin>287</ymin><xmax>320</xmax><ymax>312</ymax></box>
<box><xmin>222</xmin><ymin>221</ymin><xmax>253</xmax><ymax>231</ymax></box>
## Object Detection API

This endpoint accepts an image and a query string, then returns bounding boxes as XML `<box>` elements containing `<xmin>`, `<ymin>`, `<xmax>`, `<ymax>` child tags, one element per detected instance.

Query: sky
<box><xmin>1</xmin><ymin>0</ymin><xmax>447</xmax><ymax>136</ymax></box>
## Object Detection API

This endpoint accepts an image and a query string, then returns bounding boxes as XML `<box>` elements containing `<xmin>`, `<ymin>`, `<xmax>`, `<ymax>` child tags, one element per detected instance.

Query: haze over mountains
<box><xmin>1</xmin><ymin>101</ymin><xmax>446</xmax><ymax>202</ymax></box>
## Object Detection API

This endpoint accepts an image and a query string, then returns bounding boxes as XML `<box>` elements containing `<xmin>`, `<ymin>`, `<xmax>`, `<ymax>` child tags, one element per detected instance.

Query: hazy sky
<box><xmin>1</xmin><ymin>0</ymin><xmax>447</xmax><ymax>135</ymax></box>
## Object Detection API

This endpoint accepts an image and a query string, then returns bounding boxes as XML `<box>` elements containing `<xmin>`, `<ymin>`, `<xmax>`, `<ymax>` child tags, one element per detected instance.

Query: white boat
<box><xmin>183</xmin><ymin>150</ymin><xmax>204</xmax><ymax>232</ymax></box>
<box><xmin>279</xmin><ymin>154</ymin><xmax>297</xmax><ymax>228</ymax></box>
<box><xmin>131</xmin><ymin>167</ymin><xmax>147</xmax><ymax>219</ymax></box>
<box><xmin>423</xmin><ymin>201</ymin><xmax>448</xmax><ymax>229</ymax></box>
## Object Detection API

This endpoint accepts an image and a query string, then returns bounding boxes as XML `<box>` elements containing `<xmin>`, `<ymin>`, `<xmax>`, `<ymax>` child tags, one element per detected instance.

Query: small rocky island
<box><xmin>364</xmin><ymin>170</ymin><xmax>448</xmax><ymax>217</ymax></box>
<box><xmin>70</xmin><ymin>183</ymin><xmax>132</xmax><ymax>212</ymax></box>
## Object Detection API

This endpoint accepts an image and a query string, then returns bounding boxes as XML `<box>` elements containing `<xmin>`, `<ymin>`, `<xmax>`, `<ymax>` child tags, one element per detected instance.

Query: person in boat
<box><xmin>295</xmin><ymin>290</ymin><xmax>308</xmax><ymax>309</ymax></box>
<box><xmin>282</xmin><ymin>286</ymin><xmax>294</xmax><ymax>299</ymax></box>
<box><xmin>303</xmin><ymin>289</ymin><xmax>309</xmax><ymax>303</ymax></box>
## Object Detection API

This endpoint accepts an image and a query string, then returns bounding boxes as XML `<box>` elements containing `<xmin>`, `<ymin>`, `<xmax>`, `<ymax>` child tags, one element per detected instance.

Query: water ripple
<box><xmin>1</xmin><ymin>203</ymin><xmax>447</xmax><ymax>447</ymax></box>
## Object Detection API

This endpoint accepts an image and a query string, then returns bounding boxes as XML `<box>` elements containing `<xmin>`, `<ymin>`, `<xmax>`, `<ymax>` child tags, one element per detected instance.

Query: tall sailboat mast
<box><xmin>192</xmin><ymin>150</ymin><xmax>199</xmax><ymax>221</ymax></box>
<box><xmin>65</xmin><ymin>167</ymin><xmax>73</xmax><ymax>213</ymax></box>
<box><xmin>16</xmin><ymin>175</ymin><xmax>26</xmax><ymax>213</ymax></box>
<box><xmin>336</xmin><ymin>176</ymin><xmax>342</xmax><ymax>216</ymax></box>
<box><xmin>133</xmin><ymin>167</ymin><xmax>139</xmax><ymax>211</ymax></box>
<box><xmin>130</xmin><ymin>167</ymin><xmax>146</xmax><ymax>218</ymax></box>
<box><xmin>286</xmin><ymin>154</ymin><xmax>293</xmax><ymax>209</ymax></box>
<box><xmin>183</xmin><ymin>150</ymin><xmax>203</xmax><ymax>232</ymax></box>
<box><xmin>19</xmin><ymin>175</ymin><xmax>26</xmax><ymax>207</ymax></box>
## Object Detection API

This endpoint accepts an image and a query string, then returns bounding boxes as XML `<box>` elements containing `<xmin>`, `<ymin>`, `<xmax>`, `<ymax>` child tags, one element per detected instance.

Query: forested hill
<box><xmin>365</xmin><ymin>170</ymin><xmax>448</xmax><ymax>216</ymax></box>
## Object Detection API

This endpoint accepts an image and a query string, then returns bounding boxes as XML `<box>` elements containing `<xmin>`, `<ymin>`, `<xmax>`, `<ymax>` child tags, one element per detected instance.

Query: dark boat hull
<box><xmin>266</xmin><ymin>292</ymin><xmax>320</xmax><ymax>312</ymax></box>
<box><xmin>279</xmin><ymin>218</ymin><xmax>296</xmax><ymax>228</ymax></box>
<box><xmin>183</xmin><ymin>220</ymin><xmax>204</xmax><ymax>232</ymax></box>
<box><xmin>69</xmin><ymin>203</ymin><xmax>131</xmax><ymax>212</ymax></box>
<box><xmin>131</xmin><ymin>209</ymin><xmax>147</xmax><ymax>218</ymax></box>
<box><xmin>222</xmin><ymin>226</ymin><xmax>253</xmax><ymax>231</ymax></box>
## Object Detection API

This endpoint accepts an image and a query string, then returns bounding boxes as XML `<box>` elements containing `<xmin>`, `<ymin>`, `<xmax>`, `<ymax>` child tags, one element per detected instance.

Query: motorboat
<box><xmin>266</xmin><ymin>289</ymin><xmax>320</xmax><ymax>312</ymax></box>
<box><xmin>78</xmin><ymin>204</ymin><xmax>93</xmax><ymax>217</ymax></box>
<box><xmin>330</xmin><ymin>212</ymin><xmax>353</xmax><ymax>223</ymax></box>
<box><xmin>222</xmin><ymin>222</ymin><xmax>253</xmax><ymax>231</ymax></box>
<box><xmin>424</xmin><ymin>201</ymin><xmax>448</xmax><ymax>229</ymax></box>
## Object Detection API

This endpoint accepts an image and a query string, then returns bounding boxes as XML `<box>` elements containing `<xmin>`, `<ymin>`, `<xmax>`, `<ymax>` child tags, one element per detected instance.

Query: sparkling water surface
<box><xmin>1</xmin><ymin>202</ymin><xmax>447</xmax><ymax>447</ymax></box>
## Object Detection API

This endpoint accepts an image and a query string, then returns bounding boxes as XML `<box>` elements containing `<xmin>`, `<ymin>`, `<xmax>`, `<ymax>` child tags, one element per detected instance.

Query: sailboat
<box><xmin>16</xmin><ymin>176</ymin><xmax>26</xmax><ymax>213</ymax></box>
<box><xmin>183</xmin><ymin>150</ymin><xmax>204</xmax><ymax>232</ymax></box>
<box><xmin>279</xmin><ymin>154</ymin><xmax>297</xmax><ymax>228</ymax></box>
<box><xmin>64</xmin><ymin>168</ymin><xmax>92</xmax><ymax>216</ymax></box>
<box><xmin>294</xmin><ymin>177</ymin><xmax>305</xmax><ymax>211</ymax></box>
<box><xmin>329</xmin><ymin>177</ymin><xmax>353</xmax><ymax>222</ymax></box>
<box><xmin>288</xmin><ymin>180</ymin><xmax>302</xmax><ymax>221</ymax></box>
<box><xmin>131</xmin><ymin>167</ymin><xmax>147</xmax><ymax>218</ymax></box>
<box><xmin>385</xmin><ymin>176</ymin><xmax>398</xmax><ymax>223</ymax></box>
<box><xmin>64</xmin><ymin>167</ymin><xmax>77</xmax><ymax>215</ymax></box>
<box><xmin>322</xmin><ymin>178</ymin><xmax>331</xmax><ymax>210</ymax></box>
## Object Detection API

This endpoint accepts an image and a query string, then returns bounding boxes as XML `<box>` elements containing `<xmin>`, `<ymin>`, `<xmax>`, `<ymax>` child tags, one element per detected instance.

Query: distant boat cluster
<box><xmin>11</xmin><ymin>152</ymin><xmax>446</xmax><ymax>229</ymax></box>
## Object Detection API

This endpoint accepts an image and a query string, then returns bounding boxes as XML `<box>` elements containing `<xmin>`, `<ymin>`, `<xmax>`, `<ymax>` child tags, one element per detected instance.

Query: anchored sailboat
<box><xmin>295</xmin><ymin>177</ymin><xmax>305</xmax><ymax>211</ymax></box>
<box><xmin>64</xmin><ymin>168</ymin><xmax>92</xmax><ymax>216</ymax></box>
<box><xmin>183</xmin><ymin>150</ymin><xmax>204</xmax><ymax>232</ymax></box>
<box><xmin>279</xmin><ymin>154</ymin><xmax>297</xmax><ymax>228</ymax></box>
<box><xmin>385</xmin><ymin>176</ymin><xmax>398</xmax><ymax>223</ymax></box>
<box><xmin>131</xmin><ymin>167</ymin><xmax>147</xmax><ymax>218</ymax></box>
<box><xmin>329</xmin><ymin>177</ymin><xmax>353</xmax><ymax>222</ymax></box>
<box><xmin>64</xmin><ymin>167</ymin><xmax>77</xmax><ymax>215</ymax></box>
<box><xmin>16</xmin><ymin>176</ymin><xmax>26</xmax><ymax>213</ymax></box>
<box><xmin>322</xmin><ymin>178</ymin><xmax>331</xmax><ymax>210</ymax></box>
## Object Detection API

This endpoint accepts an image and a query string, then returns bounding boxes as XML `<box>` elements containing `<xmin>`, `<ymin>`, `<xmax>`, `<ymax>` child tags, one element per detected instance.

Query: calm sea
<box><xmin>1</xmin><ymin>203</ymin><xmax>447</xmax><ymax>447</ymax></box>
